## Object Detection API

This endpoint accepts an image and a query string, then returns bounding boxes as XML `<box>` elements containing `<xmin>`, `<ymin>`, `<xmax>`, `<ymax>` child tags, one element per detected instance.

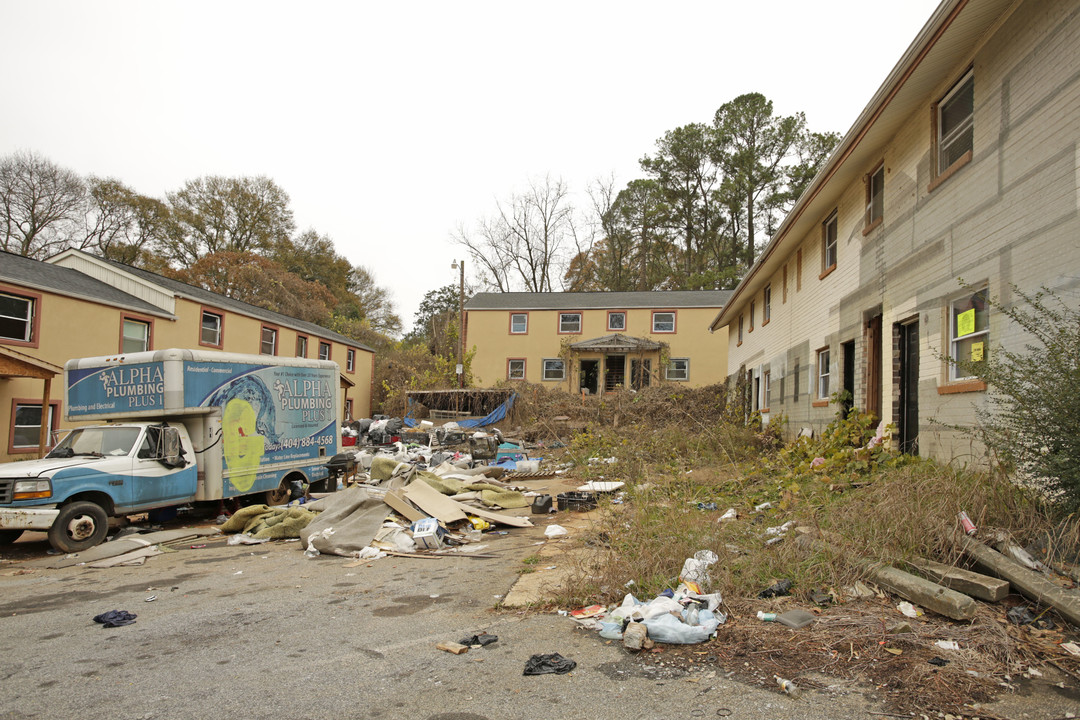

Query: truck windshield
<box><xmin>48</xmin><ymin>427</ymin><xmax>142</xmax><ymax>458</ymax></box>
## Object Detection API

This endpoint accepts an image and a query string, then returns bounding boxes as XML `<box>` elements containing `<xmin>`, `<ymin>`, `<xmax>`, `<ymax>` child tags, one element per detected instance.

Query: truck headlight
<box><xmin>13</xmin><ymin>480</ymin><xmax>52</xmax><ymax>500</ymax></box>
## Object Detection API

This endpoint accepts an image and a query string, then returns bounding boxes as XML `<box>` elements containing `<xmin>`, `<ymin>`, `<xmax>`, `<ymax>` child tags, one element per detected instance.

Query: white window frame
<box><xmin>763</xmin><ymin>370</ymin><xmax>771</xmax><ymax>408</ymax></box>
<box><xmin>542</xmin><ymin>358</ymin><xmax>565</xmax><ymax>381</ymax></box>
<box><xmin>559</xmin><ymin>313</ymin><xmax>581</xmax><ymax>334</ymax></box>
<box><xmin>823</xmin><ymin>211</ymin><xmax>838</xmax><ymax>271</ymax></box>
<box><xmin>949</xmin><ymin>286</ymin><xmax>990</xmax><ymax>381</ymax></box>
<box><xmin>665</xmin><ymin>358</ymin><xmax>689</xmax><ymax>381</ymax></box>
<box><xmin>0</xmin><ymin>292</ymin><xmax>33</xmax><ymax>342</ymax></box>
<box><xmin>937</xmin><ymin>70</ymin><xmax>974</xmax><ymax>175</ymax></box>
<box><xmin>200</xmin><ymin>311</ymin><xmax>222</xmax><ymax>346</ymax></box>
<box><xmin>318</xmin><ymin>341</ymin><xmax>331</xmax><ymax>361</ymax></box>
<box><xmin>652</xmin><ymin>311</ymin><xmax>675</xmax><ymax>333</ymax></box>
<box><xmin>507</xmin><ymin>358</ymin><xmax>526</xmax><ymax>380</ymax></box>
<box><xmin>13</xmin><ymin>402</ymin><xmax>55</xmax><ymax>450</ymax></box>
<box><xmin>122</xmin><ymin>318</ymin><xmax>150</xmax><ymax>353</ymax></box>
<box><xmin>607</xmin><ymin>312</ymin><xmax>626</xmax><ymax>331</ymax></box>
<box><xmin>866</xmin><ymin>164</ymin><xmax>884</xmax><ymax>227</ymax></box>
<box><xmin>346</xmin><ymin>349</ymin><xmax>356</xmax><ymax>372</ymax></box>
<box><xmin>510</xmin><ymin>313</ymin><xmax>528</xmax><ymax>334</ymax></box>
<box><xmin>260</xmin><ymin>326</ymin><xmax>277</xmax><ymax>355</ymax></box>
<box><xmin>296</xmin><ymin>335</ymin><xmax>308</xmax><ymax>357</ymax></box>
<box><xmin>763</xmin><ymin>285</ymin><xmax>771</xmax><ymax>324</ymax></box>
<box><xmin>817</xmin><ymin>348</ymin><xmax>831</xmax><ymax>399</ymax></box>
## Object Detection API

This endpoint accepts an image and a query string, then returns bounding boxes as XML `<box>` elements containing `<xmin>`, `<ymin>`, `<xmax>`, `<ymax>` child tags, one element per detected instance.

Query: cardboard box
<box><xmin>411</xmin><ymin>518</ymin><xmax>445</xmax><ymax>549</ymax></box>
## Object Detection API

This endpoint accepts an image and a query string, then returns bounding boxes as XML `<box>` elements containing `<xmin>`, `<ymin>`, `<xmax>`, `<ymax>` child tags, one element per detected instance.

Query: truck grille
<box><xmin>0</xmin><ymin>478</ymin><xmax>14</xmax><ymax>504</ymax></box>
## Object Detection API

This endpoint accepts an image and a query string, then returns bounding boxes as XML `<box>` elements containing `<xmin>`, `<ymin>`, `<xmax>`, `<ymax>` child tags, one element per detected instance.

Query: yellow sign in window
<box><xmin>957</xmin><ymin>308</ymin><xmax>975</xmax><ymax>337</ymax></box>
<box><xmin>971</xmin><ymin>341</ymin><xmax>984</xmax><ymax>362</ymax></box>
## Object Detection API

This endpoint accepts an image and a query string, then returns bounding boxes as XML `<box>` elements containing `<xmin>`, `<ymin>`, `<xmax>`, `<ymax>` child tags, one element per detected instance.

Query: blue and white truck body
<box><xmin>0</xmin><ymin>349</ymin><xmax>341</xmax><ymax>552</ymax></box>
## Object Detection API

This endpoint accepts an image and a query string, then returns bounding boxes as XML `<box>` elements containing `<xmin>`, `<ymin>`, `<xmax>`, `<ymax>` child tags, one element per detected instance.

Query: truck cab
<box><xmin>0</xmin><ymin>422</ymin><xmax>196</xmax><ymax>552</ymax></box>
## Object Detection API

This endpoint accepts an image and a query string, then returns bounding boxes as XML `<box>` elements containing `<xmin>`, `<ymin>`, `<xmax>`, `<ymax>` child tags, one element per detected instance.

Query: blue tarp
<box><xmin>402</xmin><ymin>393</ymin><xmax>517</xmax><ymax>429</ymax></box>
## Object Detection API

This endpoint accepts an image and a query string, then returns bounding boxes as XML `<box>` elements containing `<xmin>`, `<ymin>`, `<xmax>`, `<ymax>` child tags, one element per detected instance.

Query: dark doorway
<box><xmin>865</xmin><ymin>314</ymin><xmax>883</xmax><ymax>422</ymax></box>
<box><xmin>898</xmin><ymin>320</ymin><xmax>920</xmax><ymax>454</ymax></box>
<box><xmin>630</xmin><ymin>358</ymin><xmax>651</xmax><ymax>390</ymax></box>
<box><xmin>580</xmin><ymin>360</ymin><xmax>599</xmax><ymax>395</ymax></box>
<box><xmin>604</xmin><ymin>355</ymin><xmax>625</xmax><ymax>391</ymax></box>
<box><xmin>841</xmin><ymin>340</ymin><xmax>855</xmax><ymax>418</ymax></box>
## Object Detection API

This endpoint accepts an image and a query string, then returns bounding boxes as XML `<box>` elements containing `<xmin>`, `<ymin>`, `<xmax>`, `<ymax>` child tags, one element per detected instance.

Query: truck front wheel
<box><xmin>48</xmin><ymin>502</ymin><xmax>108</xmax><ymax>553</ymax></box>
<box><xmin>0</xmin><ymin>529</ymin><xmax>24</xmax><ymax>545</ymax></box>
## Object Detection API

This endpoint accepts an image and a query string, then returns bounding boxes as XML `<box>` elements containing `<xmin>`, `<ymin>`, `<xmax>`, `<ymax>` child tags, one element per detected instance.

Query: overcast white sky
<box><xmin>1</xmin><ymin>0</ymin><xmax>941</xmax><ymax>330</ymax></box>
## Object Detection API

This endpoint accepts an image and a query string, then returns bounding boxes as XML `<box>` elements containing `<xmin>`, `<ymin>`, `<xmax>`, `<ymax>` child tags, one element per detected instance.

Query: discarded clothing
<box><xmin>758</xmin><ymin>579</ymin><xmax>793</xmax><ymax>599</ymax></box>
<box><xmin>459</xmin><ymin>633</ymin><xmax>498</xmax><ymax>647</ymax></box>
<box><xmin>94</xmin><ymin>610</ymin><xmax>137</xmax><ymax>627</ymax></box>
<box><xmin>219</xmin><ymin>505</ymin><xmax>317</xmax><ymax>539</ymax></box>
<box><xmin>523</xmin><ymin>653</ymin><xmax>577</xmax><ymax>675</ymax></box>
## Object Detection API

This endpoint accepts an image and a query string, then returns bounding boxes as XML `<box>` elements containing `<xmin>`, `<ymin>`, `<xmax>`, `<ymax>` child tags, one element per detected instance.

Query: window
<box><xmin>763</xmin><ymin>285</ymin><xmax>771</xmax><ymax>324</ymax></box>
<box><xmin>950</xmin><ymin>286</ymin><xmax>989</xmax><ymax>380</ymax></box>
<box><xmin>318</xmin><ymin>341</ymin><xmax>331</xmax><ymax>361</ymax></box>
<box><xmin>738</xmin><ymin>315</ymin><xmax>744</xmax><ymax>344</ymax></box>
<box><xmin>0</xmin><ymin>291</ymin><xmax>34</xmax><ymax>343</ymax></box>
<box><xmin>12</xmin><ymin>401</ymin><xmax>57</xmax><ymax>451</ymax></box>
<box><xmin>783</xmin><ymin>265</ymin><xmax>788</xmax><ymax>303</ymax></box>
<box><xmin>507</xmin><ymin>358</ymin><xmax>526</xmax><ymax>380</ymax></box>
<box><xmin>260</xmin><ymin>326</ymin><xmax>277</xmax><ymax>355</ymax></box>
<box><xmin>666</xmin><ymin>358</ymin><xmax>689</xmax><ymax>381</ymax></box>
<box><xmin>510</xmin><ymin>313</ymin><xmax>528</xmax><ymax>334</ymax></box>
<box><xmin>296</xmin><ymin>335</ymin><xmax>308</xmax><ymax>357</ymax></box>
<box><xmin>346</xmin><ymin>349</ymin><xmax>356</xmax><ymax>373</ymax></box>
<box><xmin>749</xmin><ymin>302</ymin><xmax>755</xmax><ymax>332</ymax></box>
<box><xmin>763</xmin><ymin>371</ymin><xmax>771</xmax><ymax>409</ymax></box>
<box><xmin>200</xmin><ymin>310</ymin><xmax>222</xmax><ymax>347</ymax></box>
<box><xmin>796</xmin><ymin>249</ymin><xmax>803</xmax><ymax>291</ymax></box>
<box><xmin>344</xmin><ymin>398</ymin><xmax>354</xmax><ymax>420</ymax></box>
<box><xmin>652</xmin><ymin>311</ymin><xmax>675</xmax><ymax>333</ymax></box>
<box><xmin>121</xmin><ymin>317</ymin><xmax>150</xmax><ymax>353</ymax></box>
<box><xmin>865</xmin><ymin>164</ymin><xmax>884</xmax><ymax>230</ymax></box>
<box><xmin>542</xmin><ymin>359</ymin><xmax>565</xmax><ymax>381</ymax></box>
<box><xmin>817</xmin><ymin>348</ymin><xmax>831</xmax><ymax>398</ymax></box>
<box><xmin>559</xmin><ymin>313</ymin><xmax>581</xmax><ymax>334</ymax></box>
<box><xmin>936</xmin><ymin>71</ymin><xmax>974</xmax><ymax>178</ymax></box>
<box><xmin>822</xmin><ymin>211</ymin><xmax>838</xmax><ymax>274</ymax></box>
<box><xmin>607</xmin><ymin>311</ymin><xmax>626</xmax><ymax>331</ymax></box>
<box><xmin>793</xmin><ymin>358</ymin><xmax>800</xmax><ymax>400</ymax></box>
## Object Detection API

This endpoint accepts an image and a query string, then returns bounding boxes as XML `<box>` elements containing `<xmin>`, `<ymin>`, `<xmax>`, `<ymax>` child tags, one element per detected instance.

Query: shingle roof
<box><xmin>0</xmin><ymin>250</ymin><xmax>171</xmax><ymax>317</ymax></box>
<box><xmin>97</xmin><ymin>258</ymin><xmax>374</xmax><ymax>352</ymax></box>
<box><xmin>465</xmin><ymin>290</ymin><xmax>731</xmax><ymax>311</ymax></box>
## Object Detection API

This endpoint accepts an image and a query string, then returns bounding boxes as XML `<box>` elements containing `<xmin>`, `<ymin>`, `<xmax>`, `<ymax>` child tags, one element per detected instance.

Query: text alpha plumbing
<box><xmin>274</xmin><ymin>377</ymin><xmax>333</xmax><ymax>421</ymax></box>
<box><xmin>100</xmin><ymin>365</ymin><xmax>164</xmax><ymax>399</ymax></box>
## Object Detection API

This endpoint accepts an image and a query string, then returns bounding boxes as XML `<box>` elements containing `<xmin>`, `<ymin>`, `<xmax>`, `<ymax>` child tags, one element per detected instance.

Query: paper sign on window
<box><xmin>971</xmin><ymin>342</ymin><xmax>984</xmax><ymax>362</ymax></box>
<box><xmin>957</xmin><ymin>308</ymin><xmax>975</xmax><ymax>337</ymax></box>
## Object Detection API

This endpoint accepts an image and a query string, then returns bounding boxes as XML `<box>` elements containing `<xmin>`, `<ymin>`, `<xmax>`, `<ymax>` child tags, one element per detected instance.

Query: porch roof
<box><xmin>568</xmin><ymin>334</ymin><xmax>664</xmax><ymax>353</ymax></box>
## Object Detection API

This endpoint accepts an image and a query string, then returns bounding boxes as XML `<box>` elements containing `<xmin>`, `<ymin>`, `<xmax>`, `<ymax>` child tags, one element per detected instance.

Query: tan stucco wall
<box><xmin>467</xmin><ymin>306</ymin><xmax>728</xmax><ymax>391</ymax></box>
<box><xmin>723</xmin><ymin>0</ymin><xmax>1080</xmax><ymax>462</ymax></box>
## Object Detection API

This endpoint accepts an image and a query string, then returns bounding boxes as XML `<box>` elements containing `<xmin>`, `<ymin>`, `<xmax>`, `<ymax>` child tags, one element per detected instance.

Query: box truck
<box><xmin>0</xmin><ymin>349</ymin><xmax>341</xmax><ymax>552</ymax></box>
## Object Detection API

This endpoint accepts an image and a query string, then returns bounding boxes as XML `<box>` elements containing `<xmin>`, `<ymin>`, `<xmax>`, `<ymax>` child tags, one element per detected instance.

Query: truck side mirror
<box><xmin>162</xmin><ymin>427</ymin><xmax>185</xmax><ymax>468</ymax></box>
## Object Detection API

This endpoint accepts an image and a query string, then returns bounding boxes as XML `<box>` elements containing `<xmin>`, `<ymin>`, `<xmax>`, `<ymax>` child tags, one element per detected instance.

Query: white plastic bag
<box><xmin>679</xmin><ymin>549</ymin><xmax>719</xmax><ymax>586</ymax></box>
<box><xmin>642</xmin><ymin>612</ymin><xmax>717</xmax><ymax>644</ymax></box>
<box><xmin>544</xmin><ymin>524</ymin><xmax>568</xmax><ymax>538</ymax></box>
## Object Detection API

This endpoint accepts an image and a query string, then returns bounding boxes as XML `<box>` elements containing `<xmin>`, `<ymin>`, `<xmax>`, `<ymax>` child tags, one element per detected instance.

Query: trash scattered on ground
<box><xmin>437</xmin><ymin>641</ymin><xmax>469</xmax><ymax>655</ymax></box>
<box><xmin>928</xmin><ymin>656</ymin><xmax>949</xmax><ymax>667</ymax></box>
<box><xmin>774</xmin><ymin>609</ymin><xmax>815</xmax><ymax>629</ymax></box>
<box><xmin>758</xmin><ymin>579</ymin><xmax>793</xmax><ymax>599</ymax></box>
<box><xmin>523</xmin><ymin>653</ymin><xmax>577</xmax><ymax>675</ymax></box>
<box><xmin>93</xmin><ymin>610</ymin><xmax>136</xmax><ymax>628</ymax></box>
<box><xmin>935</xmin><ymin>640</ymin><xmax>960</xmax><ymax>651</ymax></box>
<box><xmin>897</xmin><ymin>601</ymin><xmax>923</xmax><ymax>618</ymax></box>
<box><xmin>544</xmin><ymin>524</ymin><xmax>568</xmax><ymax>538</ymax></box>
<box><xmin>459</xmin><ymin>633</ymin><xmax>498</xmax><ymax>648</ymax></box>
<box><xmin>775</xmin><ymin>676</ymin><xmax>802</xmax><ymax>698</ymax></box>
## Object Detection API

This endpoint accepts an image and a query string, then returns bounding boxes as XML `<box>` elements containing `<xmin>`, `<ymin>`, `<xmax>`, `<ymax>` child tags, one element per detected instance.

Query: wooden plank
<box><xmin>383</xmin><ymin>489</ymin><xmax>428</xmax><ymax>523</ymax></box>
<box><xmin>909</xmin><ymin>558</ymin><xmax>1009</xmax><ymax>602</ymax></box>
<box><xmin>959</xmin><ymin>533</ymin><xmax>1080</xmax><ymax>627</ymax></box>
<box><xmin>403</xmin><ymin>480</ymin><xmax>469</xmax><ymax>524</ymax></box>
<box><xmin>437</xmin><ymin>641</ymin><xmax>469</xmax><ymax>654</ymax></box>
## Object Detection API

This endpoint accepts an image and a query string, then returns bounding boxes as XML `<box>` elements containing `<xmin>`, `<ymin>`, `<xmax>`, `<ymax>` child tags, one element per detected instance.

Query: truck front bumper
<box><xmin>0</xmin><ymin>506</ymin><xmax>59</xmax><ymax>531</ymax></box>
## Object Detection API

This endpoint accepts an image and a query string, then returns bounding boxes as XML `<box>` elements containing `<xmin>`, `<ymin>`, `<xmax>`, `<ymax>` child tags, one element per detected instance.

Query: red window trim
<box><xmin>260</xmin><ymin>323</ymin><xmax>280</xmax><ymax>355</ymax></box>
<box><xmin>119</xmin><ymin>312</ymin><xmax>155</xmax><ymax>354</ymax></box>
<box><xmin>509</xmin><ymin>311</ymin><xmax>530</xmax><ymax>335</ymax></box>
<box><xmin>607</xmin><ymin>310</ymin><xmax>629</xmax><ymax>332</ymax></box>
<box><xmin>557</xmin><ymin>312</ymin><xmax>584</xmax><ymax>335</ymax></box>
<box><xmin>8</xmin><ymin>397</ymin><xmax>61</xmax><ymax>456</ymax></box>
<box><xmin>507</xmin><ymin>357</ymin><xmax>527</xmax><ymax>380</ymax></box>
<box><xmin>198</xmin><ymin>306</ymin><xmax>225</xmax><ymax>349</ymax></box>
<box><xmin>651</xmin><ymin>309</ymin><xmax>677</xmax><ymax>334</ymax></box>
<box><xmin>0</xmin><ymin>283</ymin><xmax>43</xmax><ymax>349</ymax></box>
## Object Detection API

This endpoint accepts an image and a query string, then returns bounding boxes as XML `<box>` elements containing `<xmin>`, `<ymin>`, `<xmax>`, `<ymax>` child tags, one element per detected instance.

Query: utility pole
<box><xmin>451</xmin><ymin>259</ymin><xmax>465</xmax><ymax>388</ymax></box>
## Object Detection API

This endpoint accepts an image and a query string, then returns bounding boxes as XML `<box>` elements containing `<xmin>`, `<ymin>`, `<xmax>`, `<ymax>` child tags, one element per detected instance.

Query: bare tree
<box><xmin>455</xmin><ymin>175</ymin><xmax>576</xmax><ymax>292</ymax></box>
<box><xmin>80</xmin><ymin>177</ymin><xmax>172</xmax><ymax>265</ymax></box>
<box><xmin>0</xmin><ymin>150</ymin><xmax>86</xmax><ymax>258</ymax></box>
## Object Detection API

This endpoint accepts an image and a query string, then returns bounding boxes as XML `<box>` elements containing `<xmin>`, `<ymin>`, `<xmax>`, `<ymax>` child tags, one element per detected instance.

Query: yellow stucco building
<box><xmin>465</xmin><ymin>291</ymin><xmax>730</xmax><ymax>395</ymax></box>
<box><xmin>0</xmin><ymin>249</ymin><xmax>374</xmax><ymax>462</ymax></box>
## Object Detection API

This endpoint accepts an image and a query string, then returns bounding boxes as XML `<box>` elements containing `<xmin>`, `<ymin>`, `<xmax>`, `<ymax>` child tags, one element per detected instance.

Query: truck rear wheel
<box><xmin>265</xmin><ymin>480</ymin><xmax>291</xmax><ymax>506</ymax></box>
<box><xmin>0</xmin><ymin>529</ymin><xmax>24</xmax><ymax>545</ymax></box>
<box><xmin>48</xmin><ymin>501</ymin><xmax>108</xmax><ymax>553</ymax></box>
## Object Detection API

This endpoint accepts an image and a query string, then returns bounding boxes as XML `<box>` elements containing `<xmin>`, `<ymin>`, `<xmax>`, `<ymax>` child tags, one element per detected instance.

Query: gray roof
<box><xmin>569</xmin><ymin>334</ymin><xmax>664</xmax><ymax>352</ymax></box>
<box><xmin>98</xmin><ymin>258</ymin><xmax>374</xmax><ymax>352</ymax></box>
<box><xmin>0</xmin><ymin>250</ymin><xmax>170</xmax><ymax>317</ymax></box>
<box><xmin>465</xmin><ymin>290</ymin><xmax>732</xmax><ymax>311</ymax></box>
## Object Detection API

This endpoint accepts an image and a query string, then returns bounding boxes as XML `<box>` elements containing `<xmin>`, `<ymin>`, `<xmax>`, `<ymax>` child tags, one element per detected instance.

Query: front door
<box><xmin>865</xmin><ymin>314</ymin><xmax>883</xmax><ymax>422</ymax></box>
<box><xmin>579</xmin><ymin>360</ymin><xmax>599</xmax><ymax>395</ymax></box>
<box><xmin>841</xmin><ymin>340</ymin><xmax>855</xmax><ymax>418</ymax></box>
<box><xmin>605</xmin><ymin>355</ymin><xmax>625</xmax><ymax>391</ymax></box>
<box><xmin>898</xmin><ymin>320</ymin><xmax>920</xmax><ymax>454</ymax></box>
<box><xmin>130</xmin><ymin>426</ymin><xmax>198</xmax><ymax>508</ymax></box>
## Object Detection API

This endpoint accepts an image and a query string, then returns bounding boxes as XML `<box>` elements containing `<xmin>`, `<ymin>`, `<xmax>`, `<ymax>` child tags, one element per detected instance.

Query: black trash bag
<box><xmin>758</xmin><ymin>579</ymin><xmax>793</xmax><ymax>599</ymax></box>
<box><xmin>1007</xmin><ymin>606</ymin><xmax>1036</xmax><ymax>625</ymax></box>
<box><xmin>459</xmin><ymin>633</ymin><xmax>498</xmax><ymax>647</ymax></box>
<box><xmin>523</xmin><ymin>653</ymin><xmax>577</xmax><ymax>675</ymax></box>
<box><xmin>93</xmin><ymin>610</ymin><xmax>137</xmax><ymax>628</ymax></box>
<box><xmin>928</xmin><ymin>656</ymin><xmax>949</xmax><ymax>667</ymax></box>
